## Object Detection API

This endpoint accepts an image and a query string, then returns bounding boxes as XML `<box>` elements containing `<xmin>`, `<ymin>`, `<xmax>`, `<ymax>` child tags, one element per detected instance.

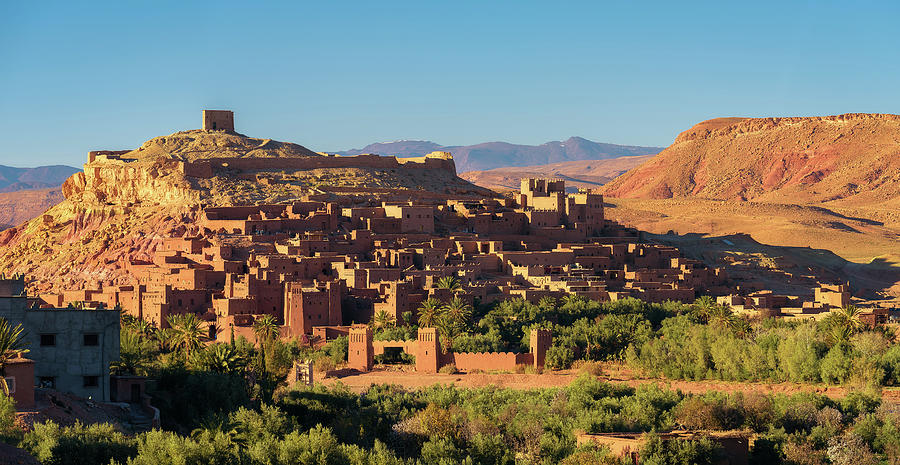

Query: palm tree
<box><xmin>156</xmin><ymin>327</ymin><xmax>177</xmax><ymax>352</ymax></box>
<box><xmin>0</xmin><ymin>317</ymin><xmax>28</xmax><ymax>396</ymax></box>
<box><xmin>440</xmin><ymin>297</ymin><xmax>473</xmax><ymax>348</ymax></box>
<box><xmin>443</xmin><ymin>297</ymin><xmax>473</xmax><ymax>329</ymax></box>
<box><xmin>418</xmin><ymin>297</ymin><xmax>444</xmax><ymax>328</ymax></box>
<box><xmin>436</xmin><ymin>275</ymin><xmax>462</xmax><ymax>292</ymax></box>
<box><xmin>824</xmin><ymin>305</ymin><xmax>864</xmax><ymax>342</ymax></box>
<box><xmin>731</xmin><ymin>317</ymin><xmax>753</xmax><ymax>339</ymax></box>
<box><xmin>112</xmin><ymin>329</ymin><xmax>156</xmax><ymax>376</ymax></box>
<box><xmin>191</xmin><ymin>416</ymin><xmax>249</xmax><ymax>455</ymax></box>
<box><xmin>197</xmin><ymin>344</ymin><xmax>246</xmax><ymax>375</ymax></box>
<box><xmin>252</xmin><ymin>314</ymin><xmax>280</xmax><ymax>375</ymax></box>
<box><xmin>167</xmin><ymin>313</ymin><xmax>205</xmax><ymax>359</ymax></box>
<box><xmin>708</xmin><ymin>305</ymin><xmax>736</xmax><ymax>330</ymax></box>
<box><xmin>692</xmin><ymin>296</ymin><xmax>718</xmax><ymax>323</ymax></box>
<box><xmin>371</xmin><ymin>310</ymin><xmax>396</xmax><ymax>331</ymax></box>
<box><xmin>538</xmin><ymin>296</ymin><xmax>557</xmax><ymax>311</ymax></box>
<box><xmin>133</xmin><ymin>319</ymin><xmax>156</xmax><ymax>339</ymax></box>
<box><xmin>252</xmin><ymin>314</ymin><xmax>280</xmax><ymax>346</ymax></box>
<box><xmin>120</xmin><ymin>314</ymin><xmax>138</xmax><ymax>328</ymax></box>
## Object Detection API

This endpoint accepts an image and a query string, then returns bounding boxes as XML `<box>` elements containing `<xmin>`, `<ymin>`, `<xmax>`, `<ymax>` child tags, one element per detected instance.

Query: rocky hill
<box><xmin>460</xmin><ymin>155</ymin><xmax>652</xmax><ymax>192</ymax></box>
<box><xmin>0</xmin><ymin>165</ymin><xmax>80</xmax><ymax>192</ymax></box>
<box><xmin>0</xmin><ymin>129</ymin><xmax>491</xmax><ymax>292</ymax></box>
<box><xmin>338</xmin><ymin>137</ymin><xmax>662</xmax><ymax>172</ymax></box>
<box><xmin>0</xmin><ymin>187</ymin><xmax>64</xmax><ymax>230</ymax></box>
<box><xmin>600</xmin><ymin>114</ymin><xmax>900</xmax><ymax>299</ymax></box>
<box><xmin>603</xmin><ymin>114</ymin><xmax>900</xmax><ymax>208</ymax></box>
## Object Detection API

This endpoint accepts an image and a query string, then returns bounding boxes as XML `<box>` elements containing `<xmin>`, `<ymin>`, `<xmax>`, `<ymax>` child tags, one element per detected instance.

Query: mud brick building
<box><xmin>39</xmin><ymin>174</ymin><xmax>769</xmax><ymax>344</ymax></box>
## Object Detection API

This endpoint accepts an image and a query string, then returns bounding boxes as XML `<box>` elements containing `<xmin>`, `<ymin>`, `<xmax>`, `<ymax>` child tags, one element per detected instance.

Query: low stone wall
<box><xmin>452</xmin><ymin>352</ymin><xmax>533</xmax><ymax>372</ymax></box>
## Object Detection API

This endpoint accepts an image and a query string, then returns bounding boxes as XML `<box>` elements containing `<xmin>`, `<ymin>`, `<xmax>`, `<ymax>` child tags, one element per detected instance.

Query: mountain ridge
<box><xmin>0</xmin><ymin>165</ymin><xmax>80</xmax><ymax>193</ymax></box>
<box><xmin>336</xmin><ymin>137</ymin><xmax>663</xmax><ymax>172</ymax></box>
<box><xmin>602</xmin><ymin>113</ymin><xmax>900</xmax><ymax>207</ymax></box>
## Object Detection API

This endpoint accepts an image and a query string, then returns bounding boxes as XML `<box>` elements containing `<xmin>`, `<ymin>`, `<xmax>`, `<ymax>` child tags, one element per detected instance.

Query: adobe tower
<box><xmin>203</xmin><ymin>110</ymin><xmax>234</xmax><ymax>131</ymax></box>
<box><xmin>348</xmin><ymin>325</ymin><xmax>373</xmax><ymax>372</ymax></box>
<box><xmin>530</xmin><ymin>328</ymin><xmax>552</xmax><ymax>369</ymax></box>
<box><xmin>416</xmin><ymin>327</ymin><xmax>441</xmax><ymax>373</ymax></box>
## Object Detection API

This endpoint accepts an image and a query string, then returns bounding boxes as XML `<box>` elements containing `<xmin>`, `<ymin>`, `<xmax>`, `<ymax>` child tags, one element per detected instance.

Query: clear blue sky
<box><xmin>1</xmin><ymin>1</ymin><xmax>898</xmax><ymax>167</ymax></box>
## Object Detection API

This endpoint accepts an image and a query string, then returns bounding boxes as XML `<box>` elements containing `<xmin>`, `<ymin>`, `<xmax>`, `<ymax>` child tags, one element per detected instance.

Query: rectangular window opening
<box><xmin>40</xmin><ymin>334</ymin><xmax>56</xmax><ymax>347</ymax></box>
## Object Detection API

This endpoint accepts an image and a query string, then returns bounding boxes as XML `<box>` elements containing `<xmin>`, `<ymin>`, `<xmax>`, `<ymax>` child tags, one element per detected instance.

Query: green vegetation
<box><xmin>3</xmin><ymin>296</ymin><xmax>899</xmax><ymax>463</ymax></box>
<box><xmin>3</xmin><ymin>375</ymin><xmax>898</xmax><ymax>464</ymax></box>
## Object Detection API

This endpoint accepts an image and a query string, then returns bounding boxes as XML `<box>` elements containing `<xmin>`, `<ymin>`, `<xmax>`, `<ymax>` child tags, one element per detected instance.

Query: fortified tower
<box><xmin>203</xmin><ymin>110</ymin><xmax>234</xmax><ymax>131</ymax></box>
<box><xmin>530</xmin><ymin>328</ymin><xmax>552</xmax><ymax>369</ymax></box>
<box><xmin>416</xmin><ymin>327</ymin><xmax>441</xmax><ymax>373</ymax></box>
<box><xmin>348</xmin><ymin>325</ymin><xmax>373</xmax><ymax>372</ymax></box>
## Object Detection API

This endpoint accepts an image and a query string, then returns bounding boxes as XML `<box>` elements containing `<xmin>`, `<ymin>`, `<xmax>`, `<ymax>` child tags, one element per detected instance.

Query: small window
<box><xmin>40</xmin><ymin>334</ymin><xmax>56</xmax><ymax>347</ymax></box>
<box><xmin>3</xmin><ymin>377</ymin><xmax>14</xmax><ymax>394</ymax></box>
<box><xmin>83</xmin><ymin>376</ymin><xmax>99</xmax><ymax>388</ymax></box>
<box><xmin>83</xmin><ymin>334</ymin><xmax>99</xmax><ymax>346</ymax></box>
<box><xmin>39</xmin><ymin>376</ymin><xmax>55</xmax><ymax>389</ymax></box>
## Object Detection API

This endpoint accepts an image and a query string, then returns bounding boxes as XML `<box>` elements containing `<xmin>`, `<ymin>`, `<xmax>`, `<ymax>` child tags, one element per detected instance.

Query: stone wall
<box><xmin>180</xmin><ymin>153</ymin><xmax>458</xmax><ymax>179</ymax></box>
<box><xmin>451</xmin><ymin>352</ymin><xmax>532</xmax><ymax>372</ymax></box>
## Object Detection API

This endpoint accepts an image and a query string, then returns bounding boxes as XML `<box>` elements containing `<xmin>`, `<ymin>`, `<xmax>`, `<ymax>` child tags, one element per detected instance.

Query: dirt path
<box><xmin>319</xmin><ymin>364</ymin><xmax>900</xmax><ymax>403</ymax></box>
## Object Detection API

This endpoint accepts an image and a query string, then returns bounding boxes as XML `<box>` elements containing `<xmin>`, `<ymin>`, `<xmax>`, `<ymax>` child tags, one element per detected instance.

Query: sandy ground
<box><xmin>319</xmin><ymin>363</ymin><xmax>900</xmax><ymax>403</ymax></box>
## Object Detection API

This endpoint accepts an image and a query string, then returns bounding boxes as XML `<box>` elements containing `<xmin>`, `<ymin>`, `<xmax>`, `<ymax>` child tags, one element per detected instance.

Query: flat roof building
<box><xmin>0</xmin><ymin>276</ymin><xmax>119</xmax><ymax>401</ymax></box>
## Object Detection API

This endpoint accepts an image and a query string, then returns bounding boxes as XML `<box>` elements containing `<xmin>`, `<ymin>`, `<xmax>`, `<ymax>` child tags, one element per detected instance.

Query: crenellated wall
<box><xmin>354</xmin><ymin>328</ymin><xmax>550</xmax><ymax>373</ymax></box>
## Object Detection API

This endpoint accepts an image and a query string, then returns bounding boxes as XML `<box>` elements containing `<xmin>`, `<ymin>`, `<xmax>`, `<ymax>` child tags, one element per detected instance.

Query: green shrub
<box><xmin>22</xmin><ymin>421</ymin><xmax>135</xmax><ymax>465</ymax></box>
<box><xmin>640</xmin><ymin>433</ymin><xmax>724</xmax><ymax>465</ymax></box>
<box><xmin>546</xmin><ymin>345</ymin><xmax>575</xmax><ymax>370</ymax></box>
<box><xmin>439</xmin><ymin>364</ymin><xmax>459</xmax><ymax>375</ymax></box>
<box><xmin>674</xmin><ymin>395</ymin><xmax>744</xmax><ymax>431</ymax></box>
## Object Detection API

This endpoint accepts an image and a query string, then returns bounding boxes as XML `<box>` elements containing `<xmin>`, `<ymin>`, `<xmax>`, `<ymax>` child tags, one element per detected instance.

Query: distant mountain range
<box><xmin>0</xmin><ymin>165</ymin><xmax>80</xmax><ymax>193</ymax></box>
<box><xmin>460</xmin><ymin>155</ymin><xmax>654</xmax><ymax>192</ymax></box>
<box><xmin>335</xmin><ymin>137</ymin><xmax>663</xmax><ymax>172</ymax></box>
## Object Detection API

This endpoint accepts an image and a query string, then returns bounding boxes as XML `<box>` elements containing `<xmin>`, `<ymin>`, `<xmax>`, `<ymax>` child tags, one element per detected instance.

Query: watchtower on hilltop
<box><xmin>203</xmin><ymin>110</ymin><xmax>234</xmax><ymax>131</ymax></box>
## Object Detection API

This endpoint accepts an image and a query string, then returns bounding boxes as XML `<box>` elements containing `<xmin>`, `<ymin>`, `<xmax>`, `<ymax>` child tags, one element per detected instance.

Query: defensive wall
<box><xmin>350</xmin><ymin>325</ymin><xmax>551</xmax><ymax>373</ymax></box>
<box><xmin>179</xmin><ymin>153</ymin><xmax>458</xmax><ymax>179</ymax></box>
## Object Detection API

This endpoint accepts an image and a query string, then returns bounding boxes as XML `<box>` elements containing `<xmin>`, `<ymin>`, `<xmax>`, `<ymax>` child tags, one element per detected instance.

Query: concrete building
<box><xmin>0</xmin><ymin>276</ymin><xmax>119</xmax><ymax>401</ymax></box>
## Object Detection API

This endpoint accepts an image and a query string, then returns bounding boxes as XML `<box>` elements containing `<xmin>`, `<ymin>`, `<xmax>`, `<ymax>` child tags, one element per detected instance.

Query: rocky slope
<box><xmin>601</xmin><ymin>114</ymin><xmax>900</xmax><ymax>299</ymax></box>
<box><xmin>603</xmin><ymin>114</ymin><xmax>900</xmax><ymax>207</ymax></box>
<box><xmin>0</xmin><ymin>129</ymin><xmax>490</xmax><ymax>292</ymax></box>
<box><xmin>338</xmin><ymin>137</ymin><xmax>662</xmax><ymax>172</ymax></box>
<box><xmin>460</xmin><ymin>155</ymin><xmax>652</xmax><ymax>191</ymax></box>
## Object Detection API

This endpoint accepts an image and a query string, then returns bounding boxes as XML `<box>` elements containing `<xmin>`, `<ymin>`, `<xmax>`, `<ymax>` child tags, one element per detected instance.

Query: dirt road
<box><xmin>319</xmin><ymin>363</ymin><xmax>900</xmax><ymax>402</ymax></box>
